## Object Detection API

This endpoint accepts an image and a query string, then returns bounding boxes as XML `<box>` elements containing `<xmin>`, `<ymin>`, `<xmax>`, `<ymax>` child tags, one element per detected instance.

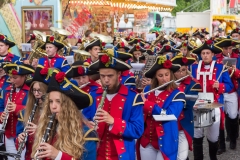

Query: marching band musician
<box><xmin>230</xmin><ymin>28</ymin><xmax>240</xmax><ymax>41</ymax></box>
<box><xmin>84</xmin><ymin>38</ymin><xmax>102</xmax><ymax>64</ymax></box>
<box><xmin>0</xmin><ymin>63</ymin><xmax>35</xmax><ymax>160</ymax></box>
<box><xmin>176</xmin><ymin>41</ymin><xmax>198</xmax><ymax>60</ymax></box>
<box><xmin>128</xmin><ymin>43</ymin><xmax>146</xmax><ymax>63</ymax></box>
<box><xmin>156</xmin><ymin>44</ymin><xmax>180</xmax><ymax>59</ymax></box>
<box><xmin>137</xmin><ymin>55</ymin><xmax>185</xmax><ymax>160</ymax></box>
<box><xmin>214</xmin><ymin>38</ymin><xmax>240</xmax><ymax>153</ymax></box>
<box><xmin>83</xmin><ymin>52</ymin><xmax>144</xmax><ymax>160</ymax></box>
<box><xmin>191</xmin><ymin>40</ymin><xmax>233</xmax><ymax>160</ymax></box>
<box><xmin>37</xmin><ymin>35</ymin><xmax>70</xmax><ymax>73</ymax></box>
<box><xmin>23</xmin><ymin>34</ymin><xmax>36</xmax><ymax>61</ymax></box>
<box><xmin>75</xmin><ymin>38</ymin><xmax>83</xmax><ymax>48</ymax></box>
<box><xmin>171</xmin><ymin>54</ymin><xmax>202</xmax><ymax>160</ymax></box>
<box><xmin>32</xmin><ymin>70</ymin><xmax>98</xmax><ymax>160</ymax></box>
<box><xmin>137</xmin><ymin>56</ymin><xmax>185</xmax><ymax>160</ymax></box>
<box><xmin>66</xmin><ymin>60</ymin><xmax>100</xmax><ymax>93</ymax></box>
<box><xmin>0</xmin><ymin>33</ymin><xmax>21</xmax><ymax>64</ymax></box>
<box><xmin>16</xmin><ymin>65</ymin><xmax>49</xmax><ymax>160</ymax></box>
<box><xmin>115</xmin><ymin>40</ymin><xmax>130</xmax><ymax>52</ymax></box>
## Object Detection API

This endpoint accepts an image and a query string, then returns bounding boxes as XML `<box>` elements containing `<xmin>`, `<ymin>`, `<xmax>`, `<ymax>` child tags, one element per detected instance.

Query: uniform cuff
<box><xmin>55</xmin><ymin>151</ymin><xmax>62</xmax><ymax>160</ymax></box>
<box><xmin>143</xmin><ymin>100</ymin><xmax>155</xmax><ymax>115</ymax></box>
<box><xmin>217</xmin><ymin>83</ymin><xmax>225</xmax><ymax>94</ymax></box>
<box><xmin>109</xmin><ymin>118</ymin><xmax>126</xmax><ymax>136</ymax></box>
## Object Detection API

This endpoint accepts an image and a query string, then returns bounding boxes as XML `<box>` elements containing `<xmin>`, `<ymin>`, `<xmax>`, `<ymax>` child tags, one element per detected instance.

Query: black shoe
<box><xmin>230</xmin><ymin>141</ymin><xmax>236</xmax><ymax>149</ymax></box>
<box><xmin>217</xmin><ymin>148</ymin><xmax>226</xmax><ymax>155</ymax></box>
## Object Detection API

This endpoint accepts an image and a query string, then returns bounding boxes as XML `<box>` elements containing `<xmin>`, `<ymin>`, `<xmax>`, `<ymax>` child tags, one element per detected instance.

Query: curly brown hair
<box><xmin>31</xmin><ymin>92</ymin><xmax>85</xmax><ymax>159</ymax></box>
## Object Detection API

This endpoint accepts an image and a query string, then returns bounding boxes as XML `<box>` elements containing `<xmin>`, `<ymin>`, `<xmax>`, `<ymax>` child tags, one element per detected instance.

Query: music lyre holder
<box><xmin>0</xmin><ymin>151</ymin><xmax>20</xmax><ymax>158</ymax></box>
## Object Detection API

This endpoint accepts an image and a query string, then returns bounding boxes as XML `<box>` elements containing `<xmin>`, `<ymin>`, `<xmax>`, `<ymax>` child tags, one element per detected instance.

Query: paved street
<box><xmin>188</xmin><ymin>136</ymin><xmax>240</xmax><ymax>160</ymax></box>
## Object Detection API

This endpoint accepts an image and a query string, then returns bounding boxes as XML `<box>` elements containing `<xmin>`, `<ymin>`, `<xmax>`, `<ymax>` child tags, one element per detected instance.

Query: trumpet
<box><xmin>94</xmin><ymin>86</ymin><xmax>108</xmax><ymax>130</ymax></box>
<box><xmin>0</xmin><ymin>84</ymin><xmax>14</xmax><ymax>134</ymax></box>
<box><xmin>34</xmin><ymin>113</ymin><xmax>56</xmax><ymax>160</ymax></box>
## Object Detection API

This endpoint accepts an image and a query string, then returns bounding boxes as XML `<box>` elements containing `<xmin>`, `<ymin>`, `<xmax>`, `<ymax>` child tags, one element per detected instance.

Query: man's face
<box><xmin>89</xmin><ymin>46</ymin><xmax>101</xmax><ymax>59</ymax></box>
<box><xmin>201</xmin><ymin>49</ymin><xmax>214</xmax><ymax>64</ymax></box>
<box><xmin>46</xmin><ymin>43</ymin><xmax>58</xmax><ymax>57</ymax></box>
<box><xmin>0</xmin><ymin>42</ymin><xmax>9</xmax><ymax>55</ymax></box>
<box><xmin>232</xmin><ymin>33</ymin><xmax>240</xmax><ymax>40</ymax></box>
<box><xmin>30</xmin><ymin>40</ymin><xmax>36</xmax><ymax>48</ymax></box>
<box><xmin>99</xmin><ymin>68</ymin><xmax>121</xmax><ymax>91</ymax></box>
<box><xmin>222</xmin><ymin>46</ymin><xmax>233</xmax><ymax>57</ymax></box>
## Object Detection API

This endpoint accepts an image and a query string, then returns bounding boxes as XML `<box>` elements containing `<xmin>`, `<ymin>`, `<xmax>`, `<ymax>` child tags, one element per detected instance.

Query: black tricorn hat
<box><xmin>41</xmin><ymin>35</ymin><xmax>64</xmax><ymax>50</ymax></box>
<box><xmin>27</xmin><ymin>34</ymin><xmax>36</xmax><ymax>43</ymax></box>
<box><xmin>115</xmin><ymin>41</ymin><xmax>130</xmax><ymax>51</ymax></box>
<box><xmin>3</xmin><ymin>63</ymin><xmax>35</xmax><ymax>76</ymax></box>
<box><xmin>32</xmin><ymin>65</ymin><xmax>53</xmax><ymax>85</ymax></box>
<box><xmin>144</xmin><ymin>55</ymin><xmax>181</xmax><ymax>78</ymax></box>
<box><xmin>0</xmin><ymin>34</ymin><xmax>15</xmax><ymax>48</ymax></box>
<box><xmin>47</xmin><ymin>70</ymin><xmax>93</xmax><ymax>109</ymax></box>
<box><xmin>65</xmin><ymin>60</ymin><xmax>98</xmax><ymax>78</ymax></box>
<box><xmin>128</xmin><ymin>43</ymin><xmax>146</xmax><ymax>54</ymax></box>
<box><xmin>84</xmin><ymin>38</ymin><xmax>101</xmax><ymax>51</ymax></box>
<box><xmin>191</xmin><ymin>40</ymin><xmax>222</xmax><ymax>54</ymax></box>
<box><xmin>156</xmin><ymin>44</ymin><xmax>180</xmax><ymax>55</ymax></box>
<box><xmin>128</xmin><ymin>38</ymin><xmax>145</xmax><ymax>46</ymax></box>
<box><xmin>89</xmin><ymin>52</ymin><xmax>132</xmax><ymax>72</ymax></box>
<box><xmin>230</xmin><ymin>28</ymin><xmax>240</xmax><ymax>36</ymax></box>
<box><xmin>201</xmin><ymin>28</ymin><xmax>209</xmax><ymax>34</ymax></box>
<box><xmin>171</xmin><ymin>54</ymin><xmax>196</xmax><ymax>66</ymax></box>
<box><xmin>176</xmin><ymin>41</ymin><xmax>193</xmax><ymax>51</ymax></box>
<box><xmin>215</xmin><ymin>38</ymin><xmax>240</xmax><ymax>48</ymax></box>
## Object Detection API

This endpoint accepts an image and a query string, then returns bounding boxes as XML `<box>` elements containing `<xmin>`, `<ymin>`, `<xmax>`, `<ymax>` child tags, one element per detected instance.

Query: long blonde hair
<box><xmin>151</xmin><ymin>69</ymin><xmax>177</xmax><ymax>91</ymax></box>
<box><xmin>24</xmin><ymin>81</ymin><xmax>48</xmax><ymax>124</ymax></box>
<box><xmin>31</xmin><ymin>92</ymin><xmax>85</xmax><ymax>159</ymax></box>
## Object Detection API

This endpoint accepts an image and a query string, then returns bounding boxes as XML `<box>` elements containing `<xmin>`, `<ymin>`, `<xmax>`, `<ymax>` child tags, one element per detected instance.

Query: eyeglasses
<box><xmin>176</xmin><ymin>69</ymin><xmax>187</xmax><ymax>74</ymax></box>
<box><xmin>31</xmin><ymin>89</ymin><xmax>42</xmax><ymax>94</ymax></box>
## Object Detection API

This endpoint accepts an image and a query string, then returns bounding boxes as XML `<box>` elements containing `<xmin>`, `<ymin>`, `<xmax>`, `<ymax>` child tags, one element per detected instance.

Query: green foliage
<box><xmin>171</xmin><ymin>0</ymin><xmax>211</xmax><ymax>16</ymax></box>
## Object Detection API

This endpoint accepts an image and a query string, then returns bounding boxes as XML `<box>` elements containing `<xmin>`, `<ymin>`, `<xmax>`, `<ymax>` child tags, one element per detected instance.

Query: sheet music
<box><xmin>153</xmin><ymin>115</ymin><xmax>177</xmax><ymax>121</ymax></box>
<box><xmin>65</xmin><ymin>56</ymin><xmax>74</xmax><ymax>64</ymax></box>
<box><xmin>21</xmin><ymin>43</ymin><xmax>32</xmax><ymax>51</ymax></box>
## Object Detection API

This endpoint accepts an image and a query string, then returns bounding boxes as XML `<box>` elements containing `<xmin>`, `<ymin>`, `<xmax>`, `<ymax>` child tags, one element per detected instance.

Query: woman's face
<box><xmin>49</xmin><ymin>91</ymin><xmax>62</xmax><ymax>119</ymax></box>
<box><xmin>180</xmin><ymin>48</ymin><xmax>188</xmax><ymax>56</ymax></box>
<box><xmin>174</xmin><ymin>66</ymin><xmax>188</xmax><ymax>80</ymax></box>
<box><xmin>133</xmin><ymin>51</ymin><xmax>142</xmax><ymax>60</ymax></box>
<box><xmin>32</xmin><ymin>82</ymin><xmax>44</xmax><ymax>104</ymax></box>
<box><xmin>74</xmin><ymin>75</ymin><xmax>90</xmax><ymax>86</ymax></box>
<box><xmin>155</xmin><ymin>68</ymin><xmax>171</xmax><ymax>85</ymax></box>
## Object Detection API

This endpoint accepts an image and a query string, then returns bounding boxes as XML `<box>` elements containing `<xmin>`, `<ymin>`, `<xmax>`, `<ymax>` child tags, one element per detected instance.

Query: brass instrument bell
<box><xmin>27</xmin><ymin>30</ymin><xmax>48</xmax><ymax>64</ymax></box>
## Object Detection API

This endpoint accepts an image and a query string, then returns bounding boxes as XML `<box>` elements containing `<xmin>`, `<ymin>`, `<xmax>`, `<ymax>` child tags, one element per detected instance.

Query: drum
<box><xmin>193</xmin><ymin>108</ymin><xmax>215</xmax><ymax>128</ymax></box>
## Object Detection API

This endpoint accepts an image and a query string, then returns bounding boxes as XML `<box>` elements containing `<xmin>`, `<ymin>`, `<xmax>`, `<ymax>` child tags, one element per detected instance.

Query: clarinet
<box><xmin>1</xmin><ymin>84</ymin><xmax>14</xmax><ymax>132</ymax></box>
<box><xmin>94</xmin><ymin>86</ymin><xmax>108</xmax><ymax>130</ymax></box>
<box><xmin>35</xmin><ymin>113</ymin><xmax>56</xmax><ymax>160</ymax></box>
<box><xmin>15</xmin><ymin>98</ymin><xmax>40</xmax><ymax>159</ymax></box>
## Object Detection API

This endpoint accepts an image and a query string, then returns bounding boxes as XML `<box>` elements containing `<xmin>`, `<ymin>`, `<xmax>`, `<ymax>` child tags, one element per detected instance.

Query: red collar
<box><xmin>121</xmin><ymin>70</ymin><xmax>130</xmax><ymax>76</ymax></box>
<box><xmin>181</xmin><ymin>76</ymin><xmax>191</xmax><ymax>85</ymax></box>
<box><xmin>96</xmin><ymin>84</ymin><xmax>128</xmax><ymax>96</ymax></box>
<box><xmin>89</xmin><ymin>79</ymin><xmax>100</xmax><ymax>87</ymax></box>
<box><xmin>201</xmin><ymin>61</ymin><xmax>213</xmax><ymax>69</ymax></box>
<box><xmin>217</xmin><ymin>52</ymin><xmax>239</xmax><ymax>59</ymax></box>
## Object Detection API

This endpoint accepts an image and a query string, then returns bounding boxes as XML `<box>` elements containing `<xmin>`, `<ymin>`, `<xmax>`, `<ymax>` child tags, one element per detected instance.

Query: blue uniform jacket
<box><xmin>82</xmin><ymin>85</ymin><xmax>144</xmax><ymax>160</ymax></box>
<box><xmin>38</xmin><ymin>54</ymin><xmax>70</xmax><ymax>72</ymax></box>
<box><xmin>141</xmin><ymin>86</ymin><xmax>185</xmax><ymax>160</ymax></box>
<box><xmin>178</xmin><ymin>77</ymin><xmax>202</xmax><ymax>150</ymax></box>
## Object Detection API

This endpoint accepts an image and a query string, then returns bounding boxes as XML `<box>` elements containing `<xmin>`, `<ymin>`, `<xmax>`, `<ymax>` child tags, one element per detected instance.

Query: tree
<box><xmin>171</xmin><ymin>0</ymin><xmax>210</xmax><ymax>16</ymax></box>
